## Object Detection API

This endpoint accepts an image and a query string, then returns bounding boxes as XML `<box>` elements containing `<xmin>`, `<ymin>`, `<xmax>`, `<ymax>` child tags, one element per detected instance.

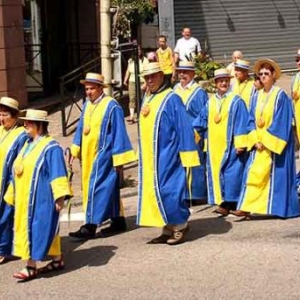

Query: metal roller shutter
<box><xmin>174</xmin><ymin>0</ymin><xmax>300</xmax><ymax>70</ymax></box>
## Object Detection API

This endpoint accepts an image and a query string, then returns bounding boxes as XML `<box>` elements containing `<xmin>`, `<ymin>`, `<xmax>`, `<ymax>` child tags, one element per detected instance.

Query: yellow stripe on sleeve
<box><xmin>112</xmin><ymin>150</ymin><xmax>137</xmax><ymax>167</ymax></box>
<box><xmin>247</xmin><ymin>130</ymin><xmax>259</xmax><ymax>151</ymax></box>
<box><xmin>234</xmin><ymin>134</ymin><xmax>248</xmax><ymax>149</ymax></box>
<box><xmin>51</xmin><ymin>177</ymin><xmax>71</xmax><ymax>201</ymax></box>
<box><xmin>180</xmin><ymin>151</ymin><xmax>200</xmax><ymax>167</ymax></box>
<box><xmin>70</xmin><ymin>144</ymin><xmax>81</xmax><ymax>159</ymax></box>
<box><xmin>261</xmin><ymin>131</ymin><xmax>287</xmax><ymax>155</ymax></box>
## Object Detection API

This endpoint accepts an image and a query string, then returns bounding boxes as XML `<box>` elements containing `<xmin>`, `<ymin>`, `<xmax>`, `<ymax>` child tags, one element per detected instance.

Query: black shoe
<box><xmin>100</xmin><ymin>217</ymin><xmax>127</xmax><ymax>237</ymax></box>
<box><xmin>69</xmin><ymin>224</ymin><xmax>97</xmax><ymax>241</ymax></box>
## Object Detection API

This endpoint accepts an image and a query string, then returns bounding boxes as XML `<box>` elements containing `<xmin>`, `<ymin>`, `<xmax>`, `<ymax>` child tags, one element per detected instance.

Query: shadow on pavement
<box><xmin>186</xmin><ymin>216</ymin><xmax>233</xmax><ymax>242</ymax></box>
<box><xmin>41</xmin><ymin>244</ymin><xmax>117</xmax><ymax>279</ymax></box>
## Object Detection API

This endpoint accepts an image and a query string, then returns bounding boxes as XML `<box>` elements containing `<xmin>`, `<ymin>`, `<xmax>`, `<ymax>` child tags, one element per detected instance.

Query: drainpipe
<box><xmin>100</xmin><ymin>0</ymin><xmax>112</xmax><ymax>96</ymax></box>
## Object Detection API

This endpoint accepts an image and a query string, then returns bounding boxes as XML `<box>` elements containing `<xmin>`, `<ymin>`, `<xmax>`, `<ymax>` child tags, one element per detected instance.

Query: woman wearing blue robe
<box><xmin>235</xmin><ymin>59</ymin><xmax>299</xmax><ymax>218</ymax></box>
<box><xmin>0</xmin><ymin>97</ymin><xmax>27</xmax><ymax>263</ymax></box>
<box><xmin>173</xmin><ymin>61</ymin><xmax>208</xmax><ymax>202</ymax></box>
<box><xmin>5</xmin><ymin>109</ymin><xmax>71</xmax><ymax>281</ymax></box>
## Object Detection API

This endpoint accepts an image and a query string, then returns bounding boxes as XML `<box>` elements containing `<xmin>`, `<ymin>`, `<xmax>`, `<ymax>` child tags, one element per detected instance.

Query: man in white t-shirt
<box><xmin>174</xmin><ymin>28</ymin><xmax>201</xmax><ymax>64</ymax></box>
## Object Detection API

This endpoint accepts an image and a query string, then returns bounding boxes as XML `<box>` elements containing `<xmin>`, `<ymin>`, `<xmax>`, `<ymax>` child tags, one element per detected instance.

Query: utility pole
<box><xmin>100</xmin><ymin>0</ymin><xmax>112</xmax><ymax>96</ymax></box>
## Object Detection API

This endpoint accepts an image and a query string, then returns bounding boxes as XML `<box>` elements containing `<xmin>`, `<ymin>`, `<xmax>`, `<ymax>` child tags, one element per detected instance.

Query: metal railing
<box><xmin>24</xmin><ymin>43</ymin><xmax>43</xmax><ymax>91</ymax></box>
<box><xmin>59</xmin><ymin>57</ymin><xmax>101</xmax><ymax>136</ymax></box>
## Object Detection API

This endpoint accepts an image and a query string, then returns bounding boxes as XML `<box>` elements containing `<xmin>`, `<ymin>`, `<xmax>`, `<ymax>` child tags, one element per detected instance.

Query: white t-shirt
<box><xmin>174</xmin><ymin>37</ymin><xmax>201</xmax><ymax>61</ymax></box>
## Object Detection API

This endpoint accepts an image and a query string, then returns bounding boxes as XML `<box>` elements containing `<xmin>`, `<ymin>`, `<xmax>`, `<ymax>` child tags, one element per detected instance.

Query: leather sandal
<box><xmin>147</xmin><ymin>234</ymin><xmax>170</xmax><ymax>244</ymax></box>
<box><xmin>13</xmin><ymin>266</ymin><xmax>37</xmax><ymax>282</ymax></box>
<box><xmin>39</xmin><ymin>258</ymin><xmax>64</xmax><ymax>274</ymax></box>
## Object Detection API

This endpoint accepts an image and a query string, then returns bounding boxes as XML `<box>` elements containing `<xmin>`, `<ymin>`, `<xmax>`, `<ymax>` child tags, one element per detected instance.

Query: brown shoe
<box><xmin>213</xmin><ymin>206</ymin><xmax>229</xmax><ymax>216</ymax></box>
<box><xmin>147</xmin><ymin>234</ymin><xmax>170</xmax><ymax>244</ymax></box>
<box><xmin>167</xmin><ymin>226</ymin><xmax>189</xmax><ymax>246</ymax></box>
<box><xmin>230</xmin><ymin>210</ymin><xmax>250</xmax><ymax>217</ymax></box>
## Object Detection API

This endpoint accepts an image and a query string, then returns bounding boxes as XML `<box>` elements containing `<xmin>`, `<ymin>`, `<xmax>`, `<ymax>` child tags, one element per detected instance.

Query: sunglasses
<box><xmin>258</xmin><ymin>72</ymin><xmax>271</xmax><ymax>76</ymax></box>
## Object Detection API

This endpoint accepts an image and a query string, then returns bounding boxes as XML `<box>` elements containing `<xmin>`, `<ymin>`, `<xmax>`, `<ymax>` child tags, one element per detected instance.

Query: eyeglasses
<box><xmin>258</xmin><ymin>72</ymin><xmax>271</xmax><ymax>77</ymax></box>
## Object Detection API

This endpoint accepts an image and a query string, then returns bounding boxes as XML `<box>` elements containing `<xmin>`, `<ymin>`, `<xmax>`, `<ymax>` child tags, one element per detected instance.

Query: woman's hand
<box><xmin>255</xmin><ymin>142</ymin><xmax>265</xmax><ymax>151</ymax></box>
<box><xmin>55</xmin><ymin>197</ymin><xmax>65</xmax><ymax>212</ymax></box>
<box><xmin>236</xmin><ymin>147</ymin><xmax>245</xmax><ymax>155</ymax></box>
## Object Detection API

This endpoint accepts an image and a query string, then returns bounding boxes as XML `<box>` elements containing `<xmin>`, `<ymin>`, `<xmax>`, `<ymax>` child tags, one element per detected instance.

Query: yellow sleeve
<box><xmin>51</xmin><ymin>177</ymin><xmax>71</xmax><ymax>201</ymax></box>
<box><xmin>261</xmin><ymin>131</ymin><xmax>287</xmax><ymax>155</ymax></box>
<box><xmin>4</xmin><ymin>183</ymin><xmax>14</xmax><ymax>206</ymax></box>
<box><xmin>234</xmin><ymin>134</ymin><xmax>248</xmax><ymax>149</ymax></box>
<box><xmin>112</xmin><ymin>150</ymin><xmax>137</xmax><ymax>167</ymax></box>
<box><xmin>179</xmin><ymin>151</ymin><xmax>200</xmax><ymax>167</ymax></box>
<box><xmin>70</xmin><ymin>144</ymin><xmax>81</xmax><ymax>159</ymax></box>
<box><xmin>247</xmin><ymin>130</ymin><xmax>259</xmax><ymax>151</ymax></box>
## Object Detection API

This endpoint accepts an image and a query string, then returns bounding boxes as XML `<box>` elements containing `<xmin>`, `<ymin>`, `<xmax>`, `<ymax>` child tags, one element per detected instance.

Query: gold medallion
<box><xmin>256</xmin><ymin>118</ymin><xmax>265</xmax><ymax>128</ymax></box>
<box><xmin>14</xmin><ymin>164</ymin><xmax>24</xmax><ymax>176</ymax></box>
<box><xmin>83</xmin><ymin>125</ymin><xmax>90</xmax><ymax>135</ymax></box>
<box><xmin>214</xmin><ymin>113</ymin><xmax>222</xmax><ymax>124</ymax></box>
<box><xmin>141</xmin><ymin>105</ymin><xmax>150</xmax><ymax>117</ymax></box>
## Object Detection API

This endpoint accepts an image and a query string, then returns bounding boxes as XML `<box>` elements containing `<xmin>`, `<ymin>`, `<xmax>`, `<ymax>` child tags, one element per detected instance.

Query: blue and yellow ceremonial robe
<box><xmin>231</xmin><ymin>78</ymin><xmax>256</xmax><ymax>109</ymax></box>
<box><xmin>4</xmin><ymin>136</ymin><xmax>71</xmax><ymax>260</ymax></box>
<box><xmin>137</xmin><ymin>88</ymin><xmax>200</xmax><ymax>227</ymax></box>
<box><xmin>238</xmin><ymin>87</ymin><xmax>299</xmax><ymax>218</ymax></box>
<box><xmin>174</xmin><ymin>81</ymin><xmax>208</xmax><ymax>200</ymax></box>
<box><xmin>0</xmin><ymin>127</ymin><xmax>27</xmax><ymax>256</ymax></box>
<box><xmin>194</xmin><ymin>91</ymin><xmax>248</xmax><ymax>205</ymax></box>
<box><xmin>71</xmin><ymin>96</ymin><xmax>136</xmax><ymax>225</ymax></box>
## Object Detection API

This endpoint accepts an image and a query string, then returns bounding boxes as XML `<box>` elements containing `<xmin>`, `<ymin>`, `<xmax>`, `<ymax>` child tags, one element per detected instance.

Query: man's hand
<box><xmin>115</xmin><ymin>165</ymin><xmax>123</xmax><ymax>173</ymax></box>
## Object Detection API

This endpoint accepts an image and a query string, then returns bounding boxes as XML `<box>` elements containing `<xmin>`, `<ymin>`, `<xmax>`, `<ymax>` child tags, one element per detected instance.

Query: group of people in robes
<box><xmin>1</xmin><ymin>47</ymin><xmax>300</xmax><ymax>283</ymax></box>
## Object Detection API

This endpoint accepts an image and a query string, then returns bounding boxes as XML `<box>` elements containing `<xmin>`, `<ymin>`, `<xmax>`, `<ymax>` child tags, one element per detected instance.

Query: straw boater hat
<box><xmin>253</xmin><ymin>58</ymin><xmax>281</xmax><ymax>80</ymax></box>
<box><xmin>20</xmin><ymin>109</ymin><xmax>49</xmax><ymax>122</ymax></box>
<box><xmin>213</xmin><ymin>68</ymin><xmax>233</xmax><ymax>80</ymax></box>
<box><xmin>140</xmin><ymin>62</ymin><xmax>163</xmax><ymax>77</ymax></box>
<box><xmin>176</xmin><ymin>61</ymin><xmax>195</xmax><ymax>71</ymax></box>
<box><xmin>80</xmin><ymin>72</ymin><xmax>108</xmax><ymax>87</ymax></box>
<box><xmin>0</xmin><ymin>97</ymin><xmax>19</xmax><ymax>111</ymax></box>
<box><xmin>234</xmin><ymin>59</ymin><xmax>251</xmax><ymax>70</ymax></box>
<box><xmin>295</xmin><ymin>49</ymin><xmax>300</xmax><ymax>58</ymax></box>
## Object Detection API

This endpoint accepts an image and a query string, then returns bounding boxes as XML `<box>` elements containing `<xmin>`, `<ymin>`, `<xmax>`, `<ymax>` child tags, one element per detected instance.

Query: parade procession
<box><xmin>1</xmin><ymin>1</ymin><xmax>300</xmax><ymax>299</ymax></box>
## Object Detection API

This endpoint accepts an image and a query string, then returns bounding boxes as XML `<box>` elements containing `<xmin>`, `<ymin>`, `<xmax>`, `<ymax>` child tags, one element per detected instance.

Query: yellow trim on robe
<box><xmin>112</xmin><ymin>149</ymin><xmax>136</xmax><ymax>167</ymax></box>
<box><xmin>232</xmin><ymin>78</ymin><xmax>255</xmax><ymax>108</ymax></box>
<box><xmin>180</xmin><ymin>150</ymin><xmax>200</xmax><ymax>167</ymax></box>
<box><xmin>70</xmin><ymin>144</ymin><xmax>81</xmax><ymax>159</ymax></box>
<box><xmin>47</xmin><ymin>235</ymin><xmax>61</xmax><ymax>256</ymax></box>
<box><xmin>261</xmin><ymin>131</ymin><xmax>286</xmax><ymax>155</ymax></box>
<box><xmin>247</xmin><ymin>130</ymin><xmax>259</xmax><ymax>151</ymax></box>
<box><xmin>13</xmin><ymin>136</ymin><xmax>53</xmax><ymax>260</ymax></box>
<box><xmin>234</xmin><ymin>134</ymin><xmax>248</xmax><ymax>149</ymax></box>
<box><xmin>208</xmin><ymin>93</ymin><xmax>235</xmax><ymax>205</ymax></box>
<box><xmin>139</xmin><ymin>90</ymin><xmax>173</xmax><ymax>227</ymax></box>
<box><xmin>4</xmin><ymin>182</ymin><xmax>14</xmax><ymax>206</ymax></box>
<box><xmin>239</xmin><ymin>149</ymin><xmax>272</xmax><ymax>214</ymax></box>
<box><xmin>81</xmin><ymin>96</ymin><xmax>113</xmax><ymax>213</ymax></box>
<box><xmin>51</xmin><ymin>176</ymin><xmax>71</xmax><ymax>200</ymax></box>
<box><xmin>174</xmin><ymin>83</ymin><xmax>199</xmax><ymax>105</ymax></box>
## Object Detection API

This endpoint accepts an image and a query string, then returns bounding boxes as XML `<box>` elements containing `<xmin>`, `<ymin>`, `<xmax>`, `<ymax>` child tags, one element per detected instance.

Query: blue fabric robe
<box><xmin>174</xmin><ymin>82</ymin><xmax>208</xmax><ymax>200</ymax></box>
<box><xmin>4</xmin><ymin>137</ymin><xmax>71</xmax><ymax>260</ymax></box>
<box><xmin>71</xmin><ymin>96</ymin><xmax>136</xmax><ymax>225</ymax></box>
<box><xmin>194</xmin><ymin>92</ymin><xmax>249</xmax><ymax>205</ymax></box>
<box><xmin>137</xmin><ymin>88</ymin><xmax>200</xmax><ymax>227</ymax></box>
